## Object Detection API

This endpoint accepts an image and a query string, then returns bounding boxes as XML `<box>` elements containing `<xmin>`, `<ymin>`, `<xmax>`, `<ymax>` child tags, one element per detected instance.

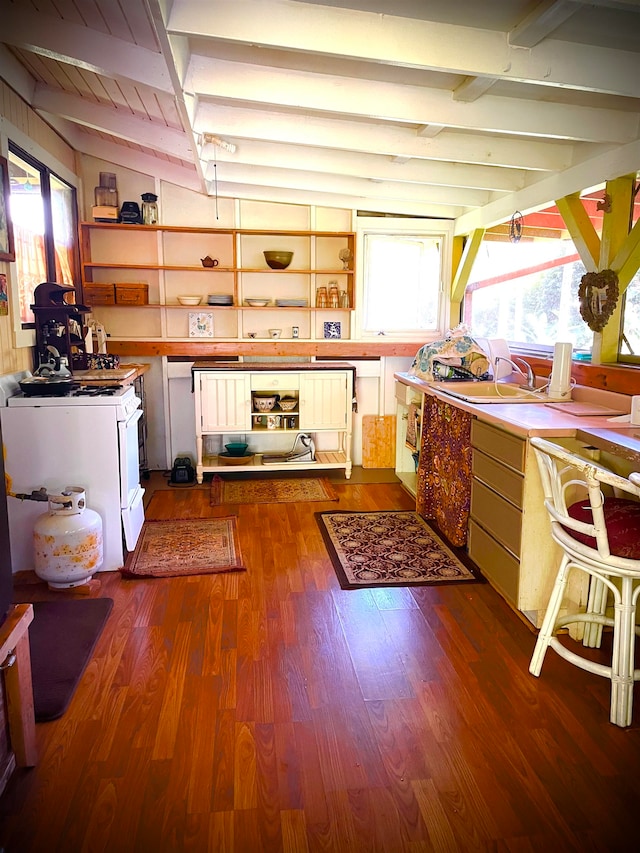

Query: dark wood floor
<box><xmin>1</xmin><ymin>473</ymin><xmax>639</xmax><ymax>852</ymax></box>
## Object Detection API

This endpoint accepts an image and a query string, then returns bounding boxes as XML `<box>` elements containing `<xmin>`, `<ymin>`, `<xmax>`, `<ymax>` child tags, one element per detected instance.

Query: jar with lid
<box><xmin>141</xmin><ymin>193</ymin><xmax>158</xmax><ymax>225</ymax></box>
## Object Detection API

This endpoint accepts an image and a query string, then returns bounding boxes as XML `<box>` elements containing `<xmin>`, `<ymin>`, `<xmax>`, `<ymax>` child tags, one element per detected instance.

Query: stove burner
<box><xmin>75</xmin><ymin>385</ymin><xmax>122</xmax><ymax>396</ymax></box>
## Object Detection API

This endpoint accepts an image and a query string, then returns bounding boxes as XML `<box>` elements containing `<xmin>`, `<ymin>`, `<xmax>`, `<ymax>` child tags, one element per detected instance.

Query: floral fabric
<box><xmin>416</xmin><ymin>395</ymin><xmax>473</xmax><ymax>547</ymax></box>
<box><xmin>409</xmin><ymin>334</ymin><xmax>490</xmax><ymax>382</ymax></box>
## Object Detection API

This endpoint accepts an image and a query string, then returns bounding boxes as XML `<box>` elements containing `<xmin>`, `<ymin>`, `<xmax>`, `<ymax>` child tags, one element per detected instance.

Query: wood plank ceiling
<box><xmin>1</xmin><ymin>0</ymin><xmax>639</xmax><ymax>235</ymax></box>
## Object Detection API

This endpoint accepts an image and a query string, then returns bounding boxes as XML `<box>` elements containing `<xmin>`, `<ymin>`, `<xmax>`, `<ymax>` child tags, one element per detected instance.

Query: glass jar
<box><xmin>141</xmin><ymin>193</ymin><xmax>158</xmax><ymax>225</ymax></box>
<box><xmin>316</xmin><ymin>286</ymin><xmax>328</xmax><ymax>308</ymax></box>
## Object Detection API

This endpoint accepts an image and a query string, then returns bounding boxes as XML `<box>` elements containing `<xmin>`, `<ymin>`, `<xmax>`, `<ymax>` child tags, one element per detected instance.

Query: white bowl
<box><xmin>178</xmin><ymin>295</ymin><xmax>202</xmax><ymax>306</ymax></box>
<box><xmin>245</xmin><ymin>298</ymin><xmax>271</xmax><ymax>307</ymax></box>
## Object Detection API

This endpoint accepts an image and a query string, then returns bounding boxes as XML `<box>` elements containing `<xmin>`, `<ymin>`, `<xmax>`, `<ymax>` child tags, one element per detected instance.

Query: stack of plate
<box><xmin>275</xmin><ymin>298</ymin><xmax>308</xmax><ymax>307</ymax></box>
<box><xmin>207</xmin><ymin>293</ymin><xmax>233</xmax><ymax>306</ymax></box>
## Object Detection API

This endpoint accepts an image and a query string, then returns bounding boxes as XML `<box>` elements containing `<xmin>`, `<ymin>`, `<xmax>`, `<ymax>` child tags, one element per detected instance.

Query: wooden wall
<box><xmin>0</xmin><ymin>79</ymin><xmax>78</xmax><ymax>378</ymax></box>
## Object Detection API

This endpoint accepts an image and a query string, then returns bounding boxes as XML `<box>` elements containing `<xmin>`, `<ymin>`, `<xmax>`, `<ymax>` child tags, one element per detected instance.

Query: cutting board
<box><xmin>78</xmin><ymin>368</ymin><xmax>136</xmax><ymax>380</ymax></box>
<box><xmin>544</xmin><ymin>401</ymin><xmax>625</xmax><ymax>417</ymax></box>
<box><xmin>362</xmin><ymin>415</ymin><xmax>396</xmax><ymax>468</ymax></box>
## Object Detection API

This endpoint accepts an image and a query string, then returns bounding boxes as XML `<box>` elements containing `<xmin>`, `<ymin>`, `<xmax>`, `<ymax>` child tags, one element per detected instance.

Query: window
<box><xmin>8</xmin><ymin>143</ymin><xmax>78</xmax><ymax>325</ymax></box>
<box><xmin>621</xmin><ymin>269</ymin><xmax>640</xmax><ymax>363</ymax></box>
<box><xmin>464</xmin><ymin>238</ymin><xmax>593</xmax><ymax>354</ymax></box>
<box><xmin>357</xmin><ymin>217</ymin><xmax>450</xmax><ymax>338</ymax></box>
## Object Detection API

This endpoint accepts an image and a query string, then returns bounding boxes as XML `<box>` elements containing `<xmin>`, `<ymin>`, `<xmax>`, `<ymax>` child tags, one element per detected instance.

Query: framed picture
<box><xmin>324</xmin><ymin>321</ymin><xmax>341</xmax><ymax>339</ymax></box>
<box><xmin>0</xmin><ymin>156</ymin><xmax>16</xmax><ymax>262</ymax></box>
<box><xmin>189</xmin><ymin>311</ymin><xmax>214</xmax><ymax>337</ymax></box>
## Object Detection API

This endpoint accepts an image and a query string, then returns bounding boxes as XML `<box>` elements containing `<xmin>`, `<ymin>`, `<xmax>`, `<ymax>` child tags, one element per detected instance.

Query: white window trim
<box><xmin>1</xmin><ymin>119</ymin><xmax>79</xmax><ymax>350</ymax></box>
<box><xmin>355</xmin><ymin>215</ymin><xmax>452</xmax><ymax>341</ymax></box>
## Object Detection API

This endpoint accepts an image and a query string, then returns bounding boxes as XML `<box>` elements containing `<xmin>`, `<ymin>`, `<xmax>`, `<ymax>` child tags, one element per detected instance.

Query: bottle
<box><xmin>141</xmin><ymin>193</ymin><xmax>158</xmax><ymax>225</ymax></box>
<box><xmin>340</xmin><ymin>290</ymin><xmax>350</xmax><ymax>308</ymax></box>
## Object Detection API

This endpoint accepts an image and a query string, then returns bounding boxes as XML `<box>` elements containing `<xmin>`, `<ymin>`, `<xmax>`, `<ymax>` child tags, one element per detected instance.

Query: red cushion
<box><xmin>565</xmin><ymin>498</ymin><xmax>640</xmax><ymax>559</ymax></box>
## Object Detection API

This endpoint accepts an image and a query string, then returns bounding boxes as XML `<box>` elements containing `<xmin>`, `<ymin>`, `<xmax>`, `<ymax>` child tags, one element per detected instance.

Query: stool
<box><xmin>529</xmin><ymin>437</ymin><xmax>640</xmax><ymax>727</ymax></box>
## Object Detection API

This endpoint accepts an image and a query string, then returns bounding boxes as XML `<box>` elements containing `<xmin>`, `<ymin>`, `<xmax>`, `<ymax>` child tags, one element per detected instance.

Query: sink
<box><xmin>435</xmin><ymin>381</ymin><xmax>551</xmax><ymax>404</ymax></box>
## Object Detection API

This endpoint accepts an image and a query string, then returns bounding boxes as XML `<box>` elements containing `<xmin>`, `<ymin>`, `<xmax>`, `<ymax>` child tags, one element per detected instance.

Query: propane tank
<box><xmin>33</xmin><ymin>487</ymin><xmax>103</xmax><ymax>589</ymax></box>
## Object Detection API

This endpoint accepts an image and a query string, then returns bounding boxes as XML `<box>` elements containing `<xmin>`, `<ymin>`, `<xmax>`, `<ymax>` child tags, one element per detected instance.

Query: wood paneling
<box><xmin>2</xmin><ymin>478</ymin><xmax>639</xmax><ymax>851</ymax></box>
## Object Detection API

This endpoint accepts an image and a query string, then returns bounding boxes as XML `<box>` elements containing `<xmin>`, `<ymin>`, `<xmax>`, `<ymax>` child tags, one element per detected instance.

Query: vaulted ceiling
<box><xmin>1</xmin><ymin>0</ymin><xmax>639</xmax><ymax>235</ymax></box>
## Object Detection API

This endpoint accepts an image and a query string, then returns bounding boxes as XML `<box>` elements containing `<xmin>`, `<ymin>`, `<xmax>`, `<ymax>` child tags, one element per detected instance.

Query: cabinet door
<box><xmin>299</xmin><ymin>373</ymin><xmax>348</xmax><ymax>429</ymax></box>
<box><xmin>198</xmin><ymin>374</ymin><xmax>250</xmax><ymax>431</ymax></box>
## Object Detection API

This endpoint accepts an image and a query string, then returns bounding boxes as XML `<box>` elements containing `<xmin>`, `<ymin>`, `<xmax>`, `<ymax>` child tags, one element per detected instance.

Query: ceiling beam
<box><xmin>32</xmin><ymin>86</ymin><xmax>195</xmax><ymax>160</ymax></box>
<box><xmin>2</xmin><ymin>6</ymin><xmax>173</xmax><ymax>94</ymax></box>
<box><xmin>168</xmin><ymin>0</ymin><xmax>640</xmax><ymax>98</ymax></box>
<box><xmin>186</xmin><ymin>57</ymin><xmax>638</xmax><ymax>144</ymax></box>
<box><xmin>509</xmin><ymin>0</ymin><xmax>581</xmax><ymax>48</ymax></box>
<box><xmin>194</xmin><ymin>103</ymin><xmax>571</xmax><ymax>172</ymax></box>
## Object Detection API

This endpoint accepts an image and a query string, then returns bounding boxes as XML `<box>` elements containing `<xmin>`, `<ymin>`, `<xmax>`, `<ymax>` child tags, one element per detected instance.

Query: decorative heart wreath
<box><xmin>578</xmin><ymin>269</ymin><xmax>619</xmax><ymax>332</ymax></box>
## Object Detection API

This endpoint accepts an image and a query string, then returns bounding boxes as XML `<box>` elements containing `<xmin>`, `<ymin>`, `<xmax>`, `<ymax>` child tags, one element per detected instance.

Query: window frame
<box><xmin>355</xmin><ymin>216</ymin><xmax>452</xmax><ymax>341</ymax></box>
<box><xmin>3</xmin><ymin>129</ymin><xmax>79</xmax><ymax>349</ymax></box>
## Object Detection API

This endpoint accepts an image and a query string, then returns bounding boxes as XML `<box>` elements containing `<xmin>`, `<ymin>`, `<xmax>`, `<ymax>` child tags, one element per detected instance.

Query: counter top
<box><xmin>75</xmin><ymin>363</ymin><xmax>150</xmax><ymax>385</ymax></box>
<box><xmin>394</xmin><ymin>372</ymin><xmax>634</xmax><ymax>439</ymax></box>
<box><xmin>576</xmin><ymin>426</ymin><xmax>640</xmax><ymax>465</ymax></box>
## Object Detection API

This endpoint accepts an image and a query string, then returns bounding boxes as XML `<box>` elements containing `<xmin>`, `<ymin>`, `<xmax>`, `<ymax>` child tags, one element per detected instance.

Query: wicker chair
<box><xmin>529</xmin><ymin>437</ymin><xmax>640</xmax><ymax>727</ymax></box>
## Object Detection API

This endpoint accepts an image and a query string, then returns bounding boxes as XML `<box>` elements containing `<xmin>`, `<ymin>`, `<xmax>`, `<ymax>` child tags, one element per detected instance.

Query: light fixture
<box><xmin>199</xmin><ymin>133</ymin><xmax>237</xmax><ymax>154</ymax></box>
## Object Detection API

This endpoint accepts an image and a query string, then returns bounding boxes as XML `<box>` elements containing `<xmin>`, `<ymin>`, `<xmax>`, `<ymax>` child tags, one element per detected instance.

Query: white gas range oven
<box><xmin>0</xmin><ymin>374</ymin><xmax>145</xmax><ymax>574</ymax></box>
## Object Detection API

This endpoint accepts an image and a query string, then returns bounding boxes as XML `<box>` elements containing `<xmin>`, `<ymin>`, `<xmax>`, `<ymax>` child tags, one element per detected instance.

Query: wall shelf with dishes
<box><xmin>79</xmin><ymin>221</ymin><xmax>355</xmax><ymax>342</ymax></box>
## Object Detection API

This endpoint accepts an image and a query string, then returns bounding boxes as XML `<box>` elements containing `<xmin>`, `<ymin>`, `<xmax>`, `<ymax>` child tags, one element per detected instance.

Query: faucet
<box><xmin>494</xmin><ymin>356</ymin><xmax>537</xmax><ymax>391</ymax></box>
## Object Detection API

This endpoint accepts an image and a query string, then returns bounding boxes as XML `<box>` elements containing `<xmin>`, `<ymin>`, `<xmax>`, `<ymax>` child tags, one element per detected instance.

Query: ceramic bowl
<box><xmin>253</xmin><ymin>394</ymin><xmax>277</xmax><ymax>412</ymax></box>
<box><xmin>225</xmin><ymin>442</ymin><xmax>248</xmax><ymax>457</ymax></box>
<box><xmin>177</xmin><ymin>295</ymin><xmax>202</xmax><ymax>305</ymax></box>
<box><xmin>244</xmin><ymin>298</ymin><xmax>271</xmax><ymax>307</ymax></box>
<box><xmin>263</xmin><ymin>251</ymin><xmax>293</xmax><ymax>270</ymax></box>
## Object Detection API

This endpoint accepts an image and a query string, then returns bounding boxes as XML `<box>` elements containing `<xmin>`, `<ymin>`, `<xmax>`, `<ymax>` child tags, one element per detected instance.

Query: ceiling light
<box><xmin>199</xmin><ymin>133</ymin><xmax>237</xmax><ymax>154</ymax></box>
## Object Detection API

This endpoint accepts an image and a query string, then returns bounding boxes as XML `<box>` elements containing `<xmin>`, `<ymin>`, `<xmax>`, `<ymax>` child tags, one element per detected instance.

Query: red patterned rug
<box><xmin>316</xmin><ymin>510</ymin><xmax>478</xmax><ymax>589</ymax></box>
<box><xmin>211</xmin><ymin>476</ymin><xmax>338</xmax><ymax>506</ymax></box>
<box><xmin>121</xmin><ymin>517</ymin><xmax>245</xmax><ymax>579</ymax></box>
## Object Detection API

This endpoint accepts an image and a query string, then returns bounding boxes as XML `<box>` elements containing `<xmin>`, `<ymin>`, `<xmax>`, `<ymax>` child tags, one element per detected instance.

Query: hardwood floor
<box><xmin>1</xmin><ymin>475</ymin><xmax>639</xmax><ymax>852</ymax></box>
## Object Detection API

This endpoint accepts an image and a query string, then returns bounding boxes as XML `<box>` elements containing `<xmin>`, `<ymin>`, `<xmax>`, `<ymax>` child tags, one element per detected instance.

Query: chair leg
<box><xmin>530</xmin><ymin>555</ymin><xmax>571</xmax><ymax>678</ymax></box>
<box><xmin>609</xmin><ymin>577</ymin><xmax>636</xmax><ymax>727</ymax></box>
<box><xmin>583</xmin><ymin>577</ymin><xmax>608</xmax><ymax>648</ymax></box>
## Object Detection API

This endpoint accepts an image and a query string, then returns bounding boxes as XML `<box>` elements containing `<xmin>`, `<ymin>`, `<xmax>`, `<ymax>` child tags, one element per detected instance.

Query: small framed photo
<box><xmin>324</xmin><ymin>321</ymin><xmax>341</xmax><ymax>339</ymax></box>
<box><xmin>0</xmin><ymin>273</ymin><xmax>7</xmax><ymax>316</ymax></box>
<box><xmin>189</xmin><ymin>311</ymin><xmax>214</xmax><ymax>337</ymax></box>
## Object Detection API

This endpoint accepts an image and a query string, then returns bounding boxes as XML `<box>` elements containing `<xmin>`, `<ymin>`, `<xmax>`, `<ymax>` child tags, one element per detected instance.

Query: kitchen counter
<box><xmin>75</xmin><ymin>363</ymin><xmax>150</xmax><ymax>386</ymax></box>
<box><xmin>394</xmin><ymin>372</ymin><xmax>633</xmax><ymax>441</ymax></box>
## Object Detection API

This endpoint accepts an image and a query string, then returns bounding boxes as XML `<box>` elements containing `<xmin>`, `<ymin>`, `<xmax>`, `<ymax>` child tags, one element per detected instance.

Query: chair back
<box><xmin>530</xmin><ymin>437</ymin><xmax>640</xmax><ymax>566</ymax></box>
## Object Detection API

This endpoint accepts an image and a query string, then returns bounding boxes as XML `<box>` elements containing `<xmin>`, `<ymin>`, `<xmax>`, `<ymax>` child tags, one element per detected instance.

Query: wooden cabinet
<box><xmin>468</xmin><ymin>420</ymin><xmax>586</xmax><ymax>627</ymax></box>
<box><xmin>192</xmin><ymin>363</ymin><xmax>354</xmax><ymax>482</ymax></box>
<box><xmin>79</xmin><ymin>222</ymin><xmax>355</xmax><ymax>343</ymax></box>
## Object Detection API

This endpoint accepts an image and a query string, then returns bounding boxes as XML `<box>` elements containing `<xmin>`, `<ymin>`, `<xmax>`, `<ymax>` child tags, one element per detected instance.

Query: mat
<box><xmin>211</xmin><ymin>476</ymin><xmax>338</xmax><ymax>506</ymax></box>
<box><xmin>121</xmin><ymin>517</ymin><xmax>245</xmax><ymax>579</ymax></box>
<box><xmin>316</xmin><ymin>510</ymin><xmax>478</xmax><ymax>589</ymax></box>
<box><xmin>29</xmin><ymin>598</ymin><xmax>113</xmax><ymax>722</ymax></box>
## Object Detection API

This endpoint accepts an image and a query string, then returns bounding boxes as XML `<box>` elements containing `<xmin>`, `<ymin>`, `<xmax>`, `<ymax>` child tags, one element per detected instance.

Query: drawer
<box><xmin>471</xmin><ymin>420</ymin><xmax>526</xmax><ymax>473</ymax></box>
<box><xmin>115</xmin><ymin>282</ymin><xmax>148</xmax><ymax>305</ymax></box>
<box><xmin>472</xmin><ymin>449</ymin><xmax>524</xmax><ymax>508</ymax></box>
<box><xmin>251</xmin><ymin>374</ymin><xmax>300</xmax><ymax>391</ymax></box>
<box><xmin>471</xmin><ymin>479</ymin><xmax>522</xmax><ymax>557</ymax></box>
<box><xmin>468</xmin><ymin>519</ymin><xmax>519</xmax><ymax>606</ymax></box>
<box><xmin>395</xmin><ymin>381</ymin><xmax>422</xmax><ymax>406</ymax></box>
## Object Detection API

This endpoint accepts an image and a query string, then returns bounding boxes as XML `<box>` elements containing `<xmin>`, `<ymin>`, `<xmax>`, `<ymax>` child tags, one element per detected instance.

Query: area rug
<box><xmin>29</xmin><ymin>598</ymin><xmax>113</xmax><ymax>722</ymax></box>
<box><xmin>211</xmin><ymin>476</ymin><xmax>338</xmax><ymax>506</ymax></box>
<box><xmin>121</xmin><ymin>517</ymin><xmax>245</xmax><ymax>579</ymax></box>
<box><xmin>316</xmin><ymin>510</ymin><xmax>478</xmax><ymax>589</ymax></box>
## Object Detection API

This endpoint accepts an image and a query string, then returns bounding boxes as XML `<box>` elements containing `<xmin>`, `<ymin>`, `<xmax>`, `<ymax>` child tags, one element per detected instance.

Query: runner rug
<box><xmin>121</xmin><ymin>517</ymin><xmax>245</xmax><ymax>579</ymax></box>
<box><xmin>29</xmin><ymin>598</ymin><xmax>113</xmax><ymax>722</ymax></box>
<box><xmin>316</xmin><ymin>510</ymin><xmax>478</xmax><ymax>589</ymax></box>
<box><xmin>211</xmin><ymin>476</ymin><xmax>338</xmax><ymax>506</ymax></box>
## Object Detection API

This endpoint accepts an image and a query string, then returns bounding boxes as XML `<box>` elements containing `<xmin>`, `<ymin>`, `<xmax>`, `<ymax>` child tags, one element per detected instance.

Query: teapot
<box><xmin>201</xmin><ymin>256</ymin><xmax>219</xmax><ymax>268</ymax></box>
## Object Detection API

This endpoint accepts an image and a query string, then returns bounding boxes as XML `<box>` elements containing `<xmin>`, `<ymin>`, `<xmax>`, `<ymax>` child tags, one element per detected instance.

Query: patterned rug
<box><xmin>211</xmin><ymin>476</ymin><xmax>338</xmax><ymax>506</ymax></box>
<box><xmin>121</xmin><ymin>517</ymin><xmax>245</xmax><ymax>579</ymax></box>
<box><xmin>316</xmin><ymin>510</ymin><xmax>478</xmax><ymax>589</ymax></box>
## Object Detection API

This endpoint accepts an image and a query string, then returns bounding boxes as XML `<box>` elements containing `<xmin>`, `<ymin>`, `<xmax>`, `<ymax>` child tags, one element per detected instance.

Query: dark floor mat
<box><xmin>28</xmin><ymin>598</ymin><xmax>113</xmax><ymax>722</ymax></box>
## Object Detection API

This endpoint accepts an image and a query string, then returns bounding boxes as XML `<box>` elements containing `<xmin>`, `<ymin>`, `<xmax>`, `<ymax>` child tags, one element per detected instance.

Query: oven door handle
<box><xmin>125</xmin><ymin>409</ymin><xmax>143</xmax><ymax>428</ymax></box>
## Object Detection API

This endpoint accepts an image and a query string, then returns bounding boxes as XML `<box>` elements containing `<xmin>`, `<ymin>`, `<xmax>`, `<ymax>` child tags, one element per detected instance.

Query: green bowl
<box><xmin>225</xmin><ymin>442</ymin><xmax>248</xmax><ymax>457</ymax></box>
<box><xmin>264</xmin><ymin>251</ymin><xmax>293</xmax><ymax>269</ymax></box>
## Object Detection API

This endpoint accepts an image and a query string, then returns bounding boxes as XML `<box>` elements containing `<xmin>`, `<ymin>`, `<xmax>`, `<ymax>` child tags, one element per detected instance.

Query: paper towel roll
<box><xmin>549</xmin><ymin>342</ymin><xmax>573</xmax><ymax>401</ymax></box>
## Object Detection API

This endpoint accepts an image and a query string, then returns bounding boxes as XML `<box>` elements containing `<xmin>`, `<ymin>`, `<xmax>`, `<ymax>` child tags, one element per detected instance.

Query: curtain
<box><xmin>14</xmin><ymin>224</ymin><xmax>46</xmax><ymax>323</ymax></box>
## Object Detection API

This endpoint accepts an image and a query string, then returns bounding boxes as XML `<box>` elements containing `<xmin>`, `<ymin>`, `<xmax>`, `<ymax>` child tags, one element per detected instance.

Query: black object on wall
<box><xmin>0</xmin><ymin>419</ymin><xmax>13</xmax><ymax>627</ymax></box>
